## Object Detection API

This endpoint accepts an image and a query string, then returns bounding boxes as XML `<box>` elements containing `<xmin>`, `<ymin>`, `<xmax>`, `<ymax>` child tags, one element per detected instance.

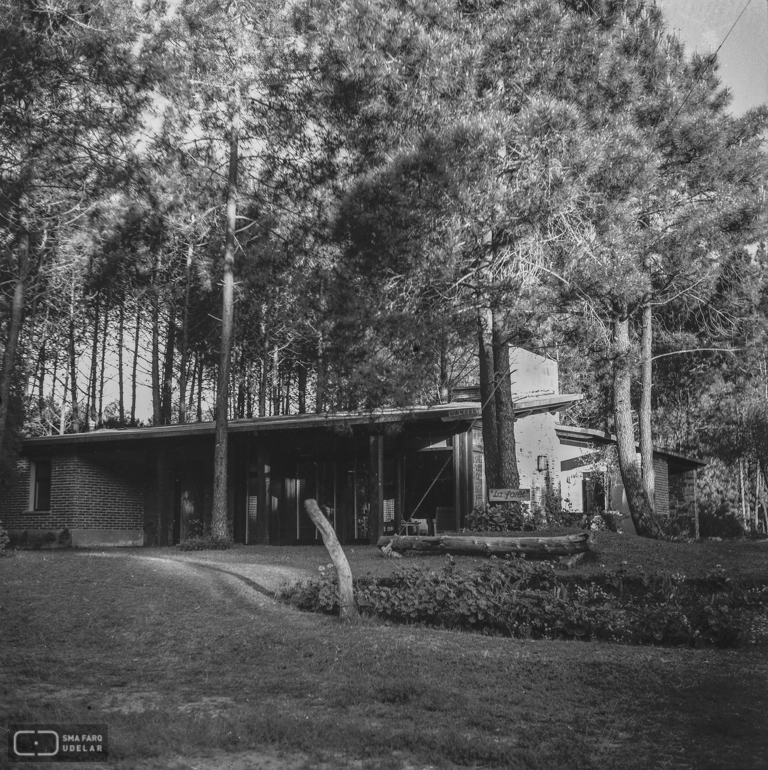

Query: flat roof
<box><xmin>555</xmin><ymin>425</ymin><xmax>706</xmax><ymax>470</ymax></box>
<box><xmin>22</xmin><ymin>394</ymin><xmax>584</xmax><ymax>448</ymax></box>
<box><xmin>22</xmin><ymin>403</ymin><xmax>482</xmax><ymax>447</ymax></box>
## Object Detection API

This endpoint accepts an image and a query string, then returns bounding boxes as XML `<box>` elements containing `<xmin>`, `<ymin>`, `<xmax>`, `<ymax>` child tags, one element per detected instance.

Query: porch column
<box><xmin>454</xmin><ymin>429</ymin><xmax>473</xmax><ymax>528</ymax></box>
<box><xmin>395</xmin><ymin>448</ymin><xmax>405</xmax><ymax>536</ymax></box>
<box><xmin>255</xmin><ymin>443</ymin><xmax>270</xmax><ymax>544</ymax></box>
<box><xmin>369</xmin><ymin>434</ymin><xmax>384</xmax><ymax>544</ymax></box>
<box><xmin>156</xmin><ymin>445</ymin><xmax>173</xmax><ymax>546</ymax></box>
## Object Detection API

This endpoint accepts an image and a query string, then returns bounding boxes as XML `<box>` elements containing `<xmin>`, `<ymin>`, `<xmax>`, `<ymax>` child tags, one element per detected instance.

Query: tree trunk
<box><xmin>118</xmin><ymin>297</ymin><xmax>125</xmax><ymax>425</ymax></box>
<box><xmin>297</xmin><ymin>360</ymin><xmax>307</xmax><ymax>414</ymax></box>
<box><xmin>236</xmin><ymin>345</ymin><xmax>247</xmax><ymax>418</ymax></box>
<box><xmin>271</xmin><ymin>343</ymin><xmax>280</xmax><ymax>416</ymax></box>
<box><xmin>739</xmin><ymin>457</ymin><xmax>747</xmax><ymax>526</ymax></box>
<box><xmin>283</xmin><ymin>364</ymin><xmax>291</xmax><ymax>415</ymax></box>
<box><xmin>179</xmin><ymin>240</ymin><xmax>193</xmax><ymax>424</ymax></box>
<box><xmin>439</xmin><ymin>334</ymin><xmax>449</xmax><ymax>402</ymax></box>
<box><xmin>59</xmin><ymin>346</ymin><xmax>69</xmax><ymax>435</ymax></box>
<box><xmin>211</xmin><ymin>90</ymin><xmax>240</xmax><ymax>541</ymax></box>
<box><xmin>33</xmin><ymin>305</ymin><xmax>50</xmax><ymax>414</ymax></box>
<box><xmin>378</xmin><ymin>532</ymin><xmax>593</xmax><ymax>557</ymax></box>
<box><xmin>612</xmin><ymin>315</ymin><xmax>663</xmax><ymax>538</ymax></box>
<box><xmin>98</xmin><ymin>305</ymin><xmax>108</xmax><ymax>425</ymax></box>
<box><xmin>0</xmin><ymin>186</ymin><xmax>30</xmax><ymax>454</ymax></box>
<box><xmin>68</xmin><ymin>307</ymin><xmax>80</xmax><ymax>434</ymax></box>
<box><xmin>131</xmin><ymin>301</ymin><xmax>140</xmax><ymax>427</ymax></box>
<box><xmin>37</xmin><ymin>339</ymin><xmax>47</xmax><ymax>414</ymax></box>
<box><xmin>478</xmin><ymin>308</ymin><xmax>500</xmax><ymax>490</ymax></box>
<box><xmin>196</xmin><ymin>352</ymin><xmax>203</xmax><ymax>422</ymax></box>
<box><xmin>25</xmin><ymin>293</ymin><xmax>38</xmax><ymax>400</ymax></box>
<box><xmin>315</xmin><ymin>330</ymin><xmax>325</xmax><ymax>414</ymax></box>
<box><xmin>639</xmin><ymin>302</ymin><xmax>655</xmax><ymax>505</ymax></box>
<box><xmin>305</xmin><ymin>498</ymin><xmax>359</xmax><ymax>622</ymax></box>
<box><xmin>151</xmin><ymin>270</ymin><xmax>162</xmax><ymax>425</ymax></box>
<box><xmin>50</xmin><ymin>345</ymin><xmax>59</xmax><ymax>411</ymax></box>
<box><xmin>246</xmin><ymin>360</ymin><xmax>253</xmax><ymax>418</ymax></box>
<box><xmin>492</xmin><ymin>307</ymin><xmax>519</xmax><ymax>489</ymax></box>
<box><xmin>86</xmin><ymin>296</ymin><xmax>100</xmax><ymax>430</ymax></box>
<box><xmin>259</xmin><ymin>316</ymin><xmax>268</xmax><ymax>417</ymax></box>
<box><xmin>161</xmin><ymin>308</ymin><xmax>176</xmax><ymax>425</ymax></box>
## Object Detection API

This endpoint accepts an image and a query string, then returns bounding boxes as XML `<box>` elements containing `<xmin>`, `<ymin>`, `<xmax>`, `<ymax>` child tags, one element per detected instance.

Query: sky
<box><xmin>659</xmin><ymin>0</ymin><xmax>768</xmax><ymax>114</ymax></box>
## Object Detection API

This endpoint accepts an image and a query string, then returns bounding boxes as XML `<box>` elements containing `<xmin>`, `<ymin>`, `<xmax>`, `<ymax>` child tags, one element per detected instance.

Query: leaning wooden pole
<box><xmin>305</xmin><ymin>499</ymin><xmax>360</xmax><ymax>623</ymax></box>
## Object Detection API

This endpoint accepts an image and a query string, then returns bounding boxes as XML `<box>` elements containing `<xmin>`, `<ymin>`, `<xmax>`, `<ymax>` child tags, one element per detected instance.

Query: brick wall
<box><xmin>0</xmin><ymin>449</ymin><xmax>144</xmax><ymax>532</ymax></box>
<box><xmin>653</xmin><ymin>457</ymin><xmax>670</xmax><ymax>516</ymax></box>
<box><xmin>0</xmin><ymin>457</ymin><xmax>32</xmax><ymax>521</ymax></box>
<box><xmin>669</xmin><ymin>470</ymin><xmax>696</xmax><ymax>517</ymax></box>
<box><xmin>472</xmin><ymin>428</ymin><xmax>485</xmax><ymax>507</ymax></box>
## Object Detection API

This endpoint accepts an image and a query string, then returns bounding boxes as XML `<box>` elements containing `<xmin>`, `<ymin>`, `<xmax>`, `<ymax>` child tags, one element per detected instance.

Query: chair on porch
<box><xmin>434</xmin><ymin>507</ymin><xmax>455</xmax><ymax>535</ymax></box>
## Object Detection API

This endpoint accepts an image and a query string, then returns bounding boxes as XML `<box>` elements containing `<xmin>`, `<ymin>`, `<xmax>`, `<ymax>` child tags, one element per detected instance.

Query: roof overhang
<box><xmin>21</xmin><ymin>403</ymin><xmax>484</xmax><ymax>449</ymax></box>
<box><xmin>20</xmin><ymin>395</ymin><xmax>585</xmax><ymax>451</ymax></box>
<box><xmin>555</xmin><ymin>425</ymin><xmax>706</xmax><ymax>471</ymax></box>
<box><xmin>513</xmin><ymin>393</ymin><xmax>583</xmax><ymax>418</ymax></box>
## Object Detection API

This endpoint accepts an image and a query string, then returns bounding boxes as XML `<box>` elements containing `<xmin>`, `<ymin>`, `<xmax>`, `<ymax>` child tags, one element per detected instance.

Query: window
<box><xmin>30</xmin><ymin>460</ymin><xmax>52</xmax><ymax>511</ymax></box>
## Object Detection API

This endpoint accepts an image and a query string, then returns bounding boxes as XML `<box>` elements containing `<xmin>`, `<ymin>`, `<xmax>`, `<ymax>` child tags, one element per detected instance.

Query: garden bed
<box><xmin>283</xmin><ymin>553</ymin><xmax>768</xmax><ymax>648</ymax></box>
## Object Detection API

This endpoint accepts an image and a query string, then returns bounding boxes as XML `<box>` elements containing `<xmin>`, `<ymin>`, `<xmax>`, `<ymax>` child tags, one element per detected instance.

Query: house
<box><xmin>0</xmin><ymin>402</ymin><xmax>484</xmax><ymax>548</ymax></box>
<box><xmin>455</xmin><ymin>348</ymin><xmax>704</xmax><ymax>532</ymax></box>
<box><xmin>558</xmin><ymin>425</ymin><xmax>704</xmax><ymax>533</ymax></box>
<box><xmin>0</xmin><ymin>350</ymin><xmax>704</xmax><ymax>547</ymax></box>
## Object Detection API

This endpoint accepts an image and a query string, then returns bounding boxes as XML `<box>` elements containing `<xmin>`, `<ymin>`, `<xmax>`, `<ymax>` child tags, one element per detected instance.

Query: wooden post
<box><xmin>305</xmin><ymin>499</ymin><xmax>359</xmax><ymax>623</ymax></box>
<box><xmin>452</xmin><ymin>433</ymin><xmax>461</xmax><ymax>531</ymax></box>
<box><xmin>394</xmin><ymin>449</ymin><xmax>404</xmax><ymax>536</ymax></box>
<box><xmin>255</xmin><ymin>443</ymin><xmax>270</xmax><ymax>544</ymax></box>
<box><xmin>157</xmin><ymin>446</ymin><xmax>172</xmax><ymax>546</ymax></box>
<box><xmin>369</xmin><ymin>434</ymin><xmax>383</xmax><ymax>544</ymax></box>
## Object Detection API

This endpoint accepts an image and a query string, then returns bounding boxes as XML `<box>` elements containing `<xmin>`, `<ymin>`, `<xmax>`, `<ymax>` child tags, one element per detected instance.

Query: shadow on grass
<box><xmin>2</xmin><ymin>549</ymin><xmax>767</xmax><ymax>770</ymax></box>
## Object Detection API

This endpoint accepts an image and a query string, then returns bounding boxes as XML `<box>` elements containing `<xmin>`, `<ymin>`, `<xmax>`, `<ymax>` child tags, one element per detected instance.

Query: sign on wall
<box><xmin>488</xmin><ymin>488</ymin><xmax>531</xmax><ymax>502</ymax></box>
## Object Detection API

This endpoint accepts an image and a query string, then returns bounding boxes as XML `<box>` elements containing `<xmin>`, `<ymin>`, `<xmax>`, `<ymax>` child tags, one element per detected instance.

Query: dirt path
<box><xmin>75</xmin><ymin>550</ymin><xmax>313</xmax><ymax>610</ymax></box>
<box><xmin>67</xmin><ymin>551</ymin><xmax>443</xmax><ymax>770</ymax></box>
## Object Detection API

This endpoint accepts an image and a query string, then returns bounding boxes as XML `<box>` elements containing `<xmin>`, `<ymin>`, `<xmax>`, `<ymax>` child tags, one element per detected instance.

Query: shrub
<box><xmin>8</xmin><ymin>529</ymin><xmax>67</xmax><ymax>550</ymax></box>
<box><xmin>283</xmin><ymin>557</ymin><xmax>765</xmax><ymax>648</ymax></box>
<box><xmin>698</xmin><ymin>505</ymin><xmax>744</xmax><ymax>539</ymax></box>
<box><xmin>176</xmin><ymin>533</ymin><xmax>234</xmax><ymax>551</ymax></box>
<box><xmin>0</xmin><ymin>523</ymin><xmax>11</xmax><ymax>556</ymax></box>
<box><xmin>580</xmin><ymin>511</ymin><xmax>624</xmax><ymax>532</ymax></box>
<box><xmin>464</xmin><ymin>504</ymin><xmax>524</xmax><ymax>532</ymax></box>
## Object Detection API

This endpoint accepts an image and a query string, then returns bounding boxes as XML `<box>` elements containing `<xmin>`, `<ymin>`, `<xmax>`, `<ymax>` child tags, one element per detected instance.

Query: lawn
<box><xmin>1</xmin><ymin>537</ymin><xmax>767</xmax><ymax>769</ymax></box>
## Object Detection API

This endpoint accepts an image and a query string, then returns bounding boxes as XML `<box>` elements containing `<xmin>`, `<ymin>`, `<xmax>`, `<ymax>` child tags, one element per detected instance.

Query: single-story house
<box><xmin>0</xmin><ymin>350</ymin><xmax>704</xmax><ymax>547</ymax></box>
<box><xmin>1</xmin><ymin>399</ymin><xmax>571</xmax><ymax>548</ymax></box>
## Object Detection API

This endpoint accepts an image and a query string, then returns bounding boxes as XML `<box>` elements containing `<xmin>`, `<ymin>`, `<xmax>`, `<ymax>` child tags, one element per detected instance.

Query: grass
<box><xmin>1</xmin><ymin>538</ymin><xmax>768</xmax><ymax>769</ymax></box>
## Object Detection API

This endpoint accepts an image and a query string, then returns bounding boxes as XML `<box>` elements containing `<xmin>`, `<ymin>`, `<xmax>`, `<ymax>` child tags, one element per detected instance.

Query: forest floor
<box><xmin>2</xmin><ymin>536</ymin><xmax>768</xmax><ymax>769</ymax></box>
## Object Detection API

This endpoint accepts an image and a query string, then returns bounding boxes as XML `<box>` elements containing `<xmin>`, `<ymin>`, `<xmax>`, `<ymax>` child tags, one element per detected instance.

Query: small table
<box><xmin>399</xmin><ymin>520</ymin><xmax>420</xmax><ymax>536</ymax></box>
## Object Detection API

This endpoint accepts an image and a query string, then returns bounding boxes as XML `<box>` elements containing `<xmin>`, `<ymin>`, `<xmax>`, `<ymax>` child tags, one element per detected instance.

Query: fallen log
<box><xmin>376</xmin><ymin>532</ymin><xmax>594</xmax><ymax>558</ymax></box>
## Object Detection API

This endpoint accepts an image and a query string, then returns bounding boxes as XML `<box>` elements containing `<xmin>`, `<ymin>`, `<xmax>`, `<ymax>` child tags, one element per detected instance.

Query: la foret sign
<box><xmin>489</xmin><ymin>488</ymin><xmax>531</xmax><ymax>503</ymax></box>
